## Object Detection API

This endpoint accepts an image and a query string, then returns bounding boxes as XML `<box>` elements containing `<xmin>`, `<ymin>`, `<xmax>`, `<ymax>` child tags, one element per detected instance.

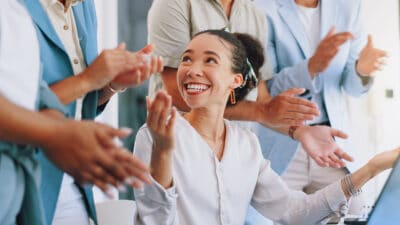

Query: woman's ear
<box><xmin>229</xmin><ymin>73</ymin><xmax>243</xmax><ymax>89</ymax></box>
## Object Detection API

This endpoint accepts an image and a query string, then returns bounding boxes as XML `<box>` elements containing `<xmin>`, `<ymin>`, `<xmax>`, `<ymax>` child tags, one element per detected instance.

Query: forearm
<box><xmin>0</xmin><ymin>95</ymin><xmax>61</xmax><ymax>146</ymax></box>
<box><xmin>150</xmin><ymin>146</ymin><xmax>174</xmax><ymax>188</ymax></box>
<box><xmin>341</xmin><ymin>163</ymin><xmax>374</xmax><ymax>199</ymax></box>
<box><xmin>49</xmin><ymin>73</ymin><xmax>93</xmax><ymax>105</ymax></box>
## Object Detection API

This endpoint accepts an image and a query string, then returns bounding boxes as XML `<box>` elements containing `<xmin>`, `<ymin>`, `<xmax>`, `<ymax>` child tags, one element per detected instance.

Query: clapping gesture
<box><xmin>146</xmin><ymin>91</ymin><xmax>177</xmax><ymax>188</ymax></box>
<box><xmin>308</xmin><ymin>27</ymin><xmax>354</xmax><ymax>77</ymax></box>
<box><xmin>294</xmin><ymin>125</ymin><xmax>354</xmax><ymax>168</ymax></box>
<box><xmin>356</xmin><ymin>35</ymin><xmax>388</xmax><ymax>76</ymax></box>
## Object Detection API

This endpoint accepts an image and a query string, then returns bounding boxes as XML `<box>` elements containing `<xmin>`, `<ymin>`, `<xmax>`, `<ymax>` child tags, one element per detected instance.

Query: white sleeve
<box><xmin>251</xmin><ymin>139</ymin><xmax>348</xmax><ymax>224</ymax></box>
<box><xmin>133</xmin><ymin>126</ymin><xmax>179</xmax><ymax>225</ymax></box>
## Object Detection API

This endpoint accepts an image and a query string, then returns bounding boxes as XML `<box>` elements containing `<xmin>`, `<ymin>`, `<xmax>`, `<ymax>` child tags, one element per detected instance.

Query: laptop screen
<box><xmin>367</xmin><ymin>156</ymin><xmax>400</xmax><ymax>225</ymax></box>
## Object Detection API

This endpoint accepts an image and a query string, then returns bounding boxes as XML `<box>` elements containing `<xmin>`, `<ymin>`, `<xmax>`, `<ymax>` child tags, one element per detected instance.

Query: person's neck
<box><xmin>295</xmin><ymin>0</ymin><xmax>318</xmax><ymax>8</ymax></box>
<box><xmin>220</xmin><ymin>0</ymin><xmax>234</xmax><ymax>19</ymax></box>
<box><xmin>184</xmin><ymin>105</ymin><xmax>226</xmax><ymax>145</ymax></box>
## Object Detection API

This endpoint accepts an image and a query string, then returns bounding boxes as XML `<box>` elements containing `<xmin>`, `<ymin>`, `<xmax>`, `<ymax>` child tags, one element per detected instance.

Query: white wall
<box><xmin>93</xmin><ymin>0</ymin><xmax>120</xmax><ymax>202</ymax></box>
<box><xmin>347</xmin><ymin>0</ymin><xmax>400</xmax><ymax>205</ymax></box>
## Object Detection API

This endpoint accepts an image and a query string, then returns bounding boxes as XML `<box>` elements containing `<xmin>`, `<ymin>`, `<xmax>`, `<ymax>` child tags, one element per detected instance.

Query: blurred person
<box><xmin>254</xmin><ymin>0</ymin><xmax>387</xmax><ymax>222</ymax></box>
<box><xmin>133</xmin><ymin>29</ymin><xmax>399</xmax><ymax>225</ymax></box>
<box><xmin>25</xmin><ymin>0</ymin><xmax>163</xmax><ymax>225</ymax></box>
<box><xmin>0</xmin><ymin>1</ymin><xmax>150</xmax><ymax>225</ymax></box>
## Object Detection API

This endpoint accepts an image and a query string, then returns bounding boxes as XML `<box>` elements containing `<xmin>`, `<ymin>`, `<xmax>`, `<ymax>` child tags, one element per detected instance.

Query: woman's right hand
<box><xmin>146</xmin><ymin>91</ymin><xmax>177</xmax><ymax>188</ymax></box>
<box><xmin>367</xmin><ymin>147</ymin><xmax>400</xmax><ymax>177</ymax></box>
<box><xmin>146</xmin><ymin>91</ymin><xmax>177</xmax><ymax>153</ymax></box>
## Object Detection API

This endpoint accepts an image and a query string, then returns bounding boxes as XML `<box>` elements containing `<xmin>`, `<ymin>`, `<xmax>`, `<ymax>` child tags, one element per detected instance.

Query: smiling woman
<box><xmin>131</xmin><ymin>29</ymin><xmax>400</xmax><ymax>225</ymax></box>
<box><xmin>177</xmin><ymin>30</ymin><xmax>264</xmax><ymax>108</ymax></box>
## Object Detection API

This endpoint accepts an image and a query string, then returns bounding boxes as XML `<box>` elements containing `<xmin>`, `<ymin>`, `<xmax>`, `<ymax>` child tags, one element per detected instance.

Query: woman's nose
<box><xmin>186</xmin><ymin>64</ymin><xmax>203</xmax><ymax>77</ymax></box>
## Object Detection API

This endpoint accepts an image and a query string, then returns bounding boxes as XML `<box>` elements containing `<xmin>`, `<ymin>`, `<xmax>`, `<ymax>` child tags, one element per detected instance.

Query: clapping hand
<box><xmin>308</xmin><ymin>27</ymin><xmax>354</xmax><ymax>77</ymax></box>
<box><xmin>256</xmin><ymin>88</ymin><xmax>320</xmax><ymax>127</ymax></box>
<box><xmin>146</xmin><ymin>91</ymin><xmax>177</xmax><ymax>153</ymax></box>
<box><xmin>42</xmin><ymin>120</ymin><xmax>151</xmax><ymax>193</ymax></box>
<box><xmin>110</xmin><ymin>44</ymin><xmax>164</xmax><ymax>90</ymax></box>
<box><xmin>356</xmin><ymin>35</ymin><xmax>388</xmax><ymax>77</ymax></box>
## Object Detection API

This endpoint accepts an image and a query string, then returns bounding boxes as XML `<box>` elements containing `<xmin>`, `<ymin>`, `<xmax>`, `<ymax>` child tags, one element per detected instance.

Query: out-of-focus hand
<box><xmin>146</xmin><ymin>91</ymin><xmax>177</xmax><ymax>153</ymax></box>
<box><xmin>79</xmin><ymin>43</ymin><xmax>138</xmax><ymax>91</ymax></box>
<box><xmin>294</xmin><ymin>125</ymin><xmax>353</xmax><ymax>168</ymax></box>
<box><xmin>41</xmin><ymin>120</ymin><xmax>151</xmax><ymax>193</ymax></box>
<box><xmin>308</xmin><ymin>27</ymin><xmax>354</xmax><ymax>77</ymax></box>
<box><xmin>256</xmin><ymin>88</ymin><xmax>320</xmax><ymax>127</ymax></box>
<box><xmin>367</xmin><ymin>147</ymin><xmax>400</xmax><ymax>177</ymax></box>
<box><xmin>356</xmin><ymin>35</ymin><xmax>388</xmax><ymax>77</ymax></box>
<box><xmin>110</xmin><ymin>44</ymin><xmax>164</xmax><ymax>90</ymax></box>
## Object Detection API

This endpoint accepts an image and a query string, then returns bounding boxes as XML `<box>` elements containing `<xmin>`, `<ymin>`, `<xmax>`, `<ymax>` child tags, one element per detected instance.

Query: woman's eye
<box><xmin>206</xmin><ymin>57</ymin><xmax>217</xmax><ymax>64</ymax></box>
<box><xmin>182</xmin><ymin>56</ymin><xmax>191</xmax><ymax>62</ymax></box>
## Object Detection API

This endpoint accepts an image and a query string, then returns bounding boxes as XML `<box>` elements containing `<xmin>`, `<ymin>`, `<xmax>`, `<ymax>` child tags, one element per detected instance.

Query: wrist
<box><xmin>290</xmin><ymin>125</ymin><xmax>308</xmax><ymax>140</ymax></box>
<box><xmin>308</xmin><ymin>58</ymin><xmax>317</xmax><ymax>78</ymax></box>
<box><xmin>77</xmin><ymin>71</ymin><xmax>96</xmax><ymax>92</ymax></box>
<box><xmin>108</xmin><ymin>82</ymin><xmax>127</xmax><ymax>93</ymax></box>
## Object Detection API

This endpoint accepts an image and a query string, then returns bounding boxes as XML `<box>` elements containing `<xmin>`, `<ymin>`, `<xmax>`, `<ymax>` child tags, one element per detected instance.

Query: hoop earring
<box><xmin>230</xmin><ymin>90</ymin><xmax>236</xmax><ymax>105</ymax></box>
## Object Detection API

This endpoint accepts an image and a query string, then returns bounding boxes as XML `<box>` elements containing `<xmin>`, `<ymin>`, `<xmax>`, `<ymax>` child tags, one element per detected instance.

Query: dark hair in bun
<box><xmin>193</xmin><ymin>29</ymin><xmax>265</xmax><ymax>106</ymax></box>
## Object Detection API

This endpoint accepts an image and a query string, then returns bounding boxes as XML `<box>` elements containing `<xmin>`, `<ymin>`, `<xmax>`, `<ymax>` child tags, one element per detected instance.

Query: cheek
<box><xmin>176</xmin><ymin>67</ymin><xmax>186</xmax><ymax>85</ymax></box>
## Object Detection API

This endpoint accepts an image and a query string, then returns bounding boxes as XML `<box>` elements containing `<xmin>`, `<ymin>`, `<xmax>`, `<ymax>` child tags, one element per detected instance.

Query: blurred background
<box><xmin>93</xmin><ymin>0</ymin><xmax>400</xmax><ymax>206</ymax></box>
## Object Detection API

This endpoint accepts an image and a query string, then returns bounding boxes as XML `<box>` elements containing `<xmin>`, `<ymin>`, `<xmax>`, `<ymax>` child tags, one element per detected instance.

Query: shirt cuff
<box><xmin>323</xmin><ymin>180</ymin><xmax>348</xmax><ymax>214</ymax></box>
<box><xmin>348</xmin><ymin>61</ymin><xmax>374</xmax><ymax>91</ymax></box>
<box><xmin>298</xmin><ymin>59</ymin><xmax>319</xmax><ymax>94</ymax></box>
<box><xmin>136</xmin><ymin>175</ymin><xmax>178</xmax><ymax>206</ymax></box>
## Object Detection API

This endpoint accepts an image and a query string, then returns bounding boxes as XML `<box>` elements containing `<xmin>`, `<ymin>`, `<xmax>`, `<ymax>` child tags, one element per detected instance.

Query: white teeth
<box><xmin>186</xmin><ymin>84</ymin><xmax>209</xmax><ymax>91</ymax></box>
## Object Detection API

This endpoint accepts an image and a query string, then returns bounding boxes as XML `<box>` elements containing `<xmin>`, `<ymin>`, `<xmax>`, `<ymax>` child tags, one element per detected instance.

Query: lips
<box><xmin>184</xmin><ymin>82</ymin><xmax>210</xmax><ymax>95</ymax></box>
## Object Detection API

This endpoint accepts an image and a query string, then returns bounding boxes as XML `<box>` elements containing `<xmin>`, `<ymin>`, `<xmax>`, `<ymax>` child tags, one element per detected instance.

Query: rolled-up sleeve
<box><xmin>147</xmin><ymin>0</ymin><xmax>190</xmax><ymax>69</ymax></box>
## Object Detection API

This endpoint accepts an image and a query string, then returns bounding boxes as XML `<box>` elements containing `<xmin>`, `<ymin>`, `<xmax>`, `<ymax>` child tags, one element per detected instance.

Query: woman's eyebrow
<box><xmin>204</xmin><ymin>50</ymin><xmax>220</xmax><ymax>59</ymax></box>
<box><xmin>182</xmin><ymin>49</ymin><xmax>194</xmax><ymax>56</ymax></box>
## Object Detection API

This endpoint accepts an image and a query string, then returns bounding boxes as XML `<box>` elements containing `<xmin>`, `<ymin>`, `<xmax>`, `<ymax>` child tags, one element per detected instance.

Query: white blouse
<box><xmin>133</xmin><ymin>115</ymin><xmax>348</xmax><ymax>225</ymax></box>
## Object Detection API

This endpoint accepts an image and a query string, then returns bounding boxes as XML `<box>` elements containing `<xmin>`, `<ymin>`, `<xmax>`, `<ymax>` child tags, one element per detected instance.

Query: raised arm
<box><xmin>134</xmin><ymin>91</ymin><xmax>178</xmax><ymax>225</ymax></box>
<box><xmin>251</xmin><ymin>133</ymin><xmax>400</xmax><ymax>225</ymax></box>
<box><xmin>49</xmin><ymin>44</ymin><xmax>162</xmax><ymax>107</ymax></box>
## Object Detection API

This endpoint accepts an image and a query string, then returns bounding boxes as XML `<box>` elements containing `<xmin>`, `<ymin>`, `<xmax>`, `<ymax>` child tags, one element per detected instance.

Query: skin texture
<box><xmin>0</xmin><ymin>95</ymin><xmax>151</xmax><ymax>193</ymax></box>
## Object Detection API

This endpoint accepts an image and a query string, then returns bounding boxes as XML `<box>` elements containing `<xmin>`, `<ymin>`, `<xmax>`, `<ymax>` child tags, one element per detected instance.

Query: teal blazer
<box><xmin>253</xmin><ymin>0</ymin><xmax>372</xmax><ymax>174</ymax></box>
<box><xmin>24</xmin><ymin>1</ymin><xmax>103</xmax><ymax>224</ymax></box>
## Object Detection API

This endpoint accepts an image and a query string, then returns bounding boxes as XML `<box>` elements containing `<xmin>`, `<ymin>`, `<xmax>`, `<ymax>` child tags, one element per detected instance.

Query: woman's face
<box><xmin>177</xmin><ymin>33</ymin><xmax>243</xmax><ymax>109</ymax></box>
